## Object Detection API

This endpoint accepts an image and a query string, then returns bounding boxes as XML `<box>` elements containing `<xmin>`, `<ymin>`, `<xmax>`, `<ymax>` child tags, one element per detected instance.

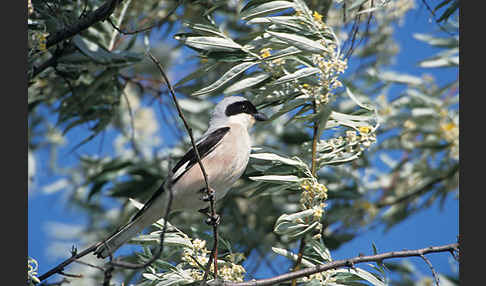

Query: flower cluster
<box><xmin>312</xmin><ymin>50</ymin><xmax>347</xmax><ymax>105</ymax></box>
<box><xmin>300</xmin><ymin>178</ymin><xmax>328</xmax><ymax>239</ymax></box>
<box><xmin>260</xmin><ymin>47</ymin><xmax>272</xmax><ymax>59</ymax></box>
<box><xmin>300</xmin><ymin>178</ymin><xmax>328</xmax><ymax>210</ymax></box>
<box><xmin>181</xmin><ymin>239</ymin><xmax>246</xmax><ymax>282</ymax></box>
<box><xmin>301</xmin><ymin>272</ymin><xmax>327</xmax><ymax>284</ymax></box>
<box><xmin>28</xmin><ymin>258</ymin><xmax>40</xmax><ymax>284</ymax></box>
<box><xmin>343</xmin><ymin>128</ymin><xmax>377</xmax><ymax>152</ymax></box>
<box><xmin>440</xmin><ymin>119</ymin><xmax>459</xmax><ymax>160</ymax></box>
<box><xmin>33</xmin><ymin>32</ymin><xmax>48</xmax><ymax>52</ymax></box>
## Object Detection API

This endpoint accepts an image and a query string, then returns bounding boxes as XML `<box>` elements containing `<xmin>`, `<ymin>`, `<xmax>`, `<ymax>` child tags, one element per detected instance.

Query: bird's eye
<box><xmin>241</xmin><ymin>104</ymin><xmax>247</xmax><ymax>110</ymax></box>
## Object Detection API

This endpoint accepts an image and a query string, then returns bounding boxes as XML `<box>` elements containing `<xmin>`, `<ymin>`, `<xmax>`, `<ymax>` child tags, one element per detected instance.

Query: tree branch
<box><xmin>46</xmin><ymin>0</ymin><xmax>123</xmax><ymax>49</ymax></box>
<box><xmin>146</xmin><ymin>51</ymin><xmax>220</xmax><ymax>280</ymax></box>
<box><xmin>212</xmin><ymin>242</ymin><xmax>459</xmax><ymax>286</ymax></box>
<box><xmin>38</xmin><ymin>243</ymin><xmax>101</xmax><ymax>282</ymax></box>
<box><xmin>107</xmin><ymin>1</ymin><xmax>180</xmax><ymax>36</ymax></box>
<box><xmin>420</xmin><ymin>254</ymin><xmax>440</xmax><ymax>286</ymax></box>
<box><xmin>291</xmin><ymin>99</ymin><xmax>321</xmax><ymax>286</ymax></box>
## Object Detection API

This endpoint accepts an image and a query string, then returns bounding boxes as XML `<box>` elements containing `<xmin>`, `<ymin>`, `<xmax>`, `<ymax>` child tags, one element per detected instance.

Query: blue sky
<box><xmin>28</xmin><ymin>3</ymin><xmax>459</xmax><ymax>283</ymax></box>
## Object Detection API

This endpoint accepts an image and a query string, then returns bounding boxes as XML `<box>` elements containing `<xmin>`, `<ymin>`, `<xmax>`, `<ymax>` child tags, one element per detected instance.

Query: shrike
<box><xmin>95</xmin><ymin>96</ymin><xmax>268</xmax><ymax>258</ymax></box>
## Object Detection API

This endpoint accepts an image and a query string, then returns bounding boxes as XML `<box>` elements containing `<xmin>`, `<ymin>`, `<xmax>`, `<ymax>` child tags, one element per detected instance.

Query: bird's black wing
<box><xmin>129</xmin><ymin>127</ymin><xmax>230</xmax><ymax>222</ymax></box>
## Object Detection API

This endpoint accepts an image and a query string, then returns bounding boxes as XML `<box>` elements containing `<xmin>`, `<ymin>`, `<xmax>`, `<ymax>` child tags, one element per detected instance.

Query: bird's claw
<box><xmin>201</xmin><ymin>187</ymin><xmax>215</xmax><ymax>202</ymax></box>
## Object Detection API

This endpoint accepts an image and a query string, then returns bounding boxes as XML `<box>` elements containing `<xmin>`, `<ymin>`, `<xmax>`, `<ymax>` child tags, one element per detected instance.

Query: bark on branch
<box><xmin>211</xmin><ymin>242</ymin><xmax>459</xmax><ymax>286</ymax></box>
<box><xmin>46</xmin><ymin>0</ymin><xmax>123</xmax><ymax>49</ymax></box>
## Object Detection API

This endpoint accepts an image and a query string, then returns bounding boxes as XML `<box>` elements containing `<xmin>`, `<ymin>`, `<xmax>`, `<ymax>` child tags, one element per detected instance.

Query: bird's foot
<box><xmin>201</xmin><ymin>187</ymin><xmax>215</xmax><ymax>202</ymax></box>
<box><xmin>198</xmin><ymin>207</ymin><xmax>221</xmax><ymax>226</ymax></box>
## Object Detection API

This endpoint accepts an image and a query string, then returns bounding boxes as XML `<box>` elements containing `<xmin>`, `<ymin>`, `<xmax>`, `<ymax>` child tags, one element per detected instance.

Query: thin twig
<box><xmin>38</xmin><ymin>242</ymin><xmax>101</xmax><ymax>282</ymax></box>
<box><xmin>73</xmin><ymin>260</ymin><xmax>105</xmax><ymax>272</ymax></box>
<box><xmin>121</xmin><ymin>89</ymin><xmax>142</xmax><ymax>156</ymax></box>
<box><xmin>107</xmin><ymin>1</ymin><xmax>180</xmax><ymax>36</ymax></box>
<box><xmin>420</xmin><ymin>0</ymin><xmax>454</xmax><ymax>35</ymax></box>
<box><xmin>103</xmin><ymin>263</ymin><xmax>115</xmax><ymax>286</ymax></box>
<box><xmin>58</xmin><ymin>271</ymin><xmax>83</xmax><ymax>278</ymax></box>
<box><xmin>213</xmin><ymin>242</ymin><xmax>459</xmax><ymax>286</ymax></box>
<box><xmin>146</xmin><ymin>51</ymin><xmax>220</xmax><ymax>281</ymax></box>
<box><xmin>108</xmin><ymin>0</ymin><xmax>132</xmax><ymax>50</ymax></box>
<box><xmin>419</xmin><ymin>254</ymin><xmax>440</xmax><ymax>286</ymax></box>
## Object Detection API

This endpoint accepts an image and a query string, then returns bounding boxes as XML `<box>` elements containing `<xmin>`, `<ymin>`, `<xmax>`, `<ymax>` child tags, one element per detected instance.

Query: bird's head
<box><xmin>209</xmin><ymin>96</ymin><xmax>268</xmax><ymax>129</ymax></box>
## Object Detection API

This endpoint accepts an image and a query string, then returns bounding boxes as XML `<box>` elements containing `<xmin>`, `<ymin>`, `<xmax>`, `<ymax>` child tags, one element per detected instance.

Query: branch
<box><xmin>107</xmin><ymin>1</ymin><xmax>180</xmax><ymax>36</ymax></box>
<box><xmin>420</xmin><ymin>254</ymin><xmax>440</xmax><ymax>286</ymax></box>
<box><xmin>146</xmin><ymin>51</ymin><xmax>220</xmax><ymax>279</ymax></box>
<box><xmin>212</xmin><ymin>242</ymin><xmax>459</xmax><ymax>286</ymax></box>
<box><xmin>291</xmin><ymin>99</ymin><xmax>321</xmax><ymax>286</ymax></box>
<box><xmin>38</xmin><ymin>161</ymin><xmax>175</xmax><ymax>279</ymax></box>
<box><xmin>46</xmin><ymin>0</ymin><xmax>122</xmax><ymax>49</ymax></box>
<box><xmin>38</xmin><ymin>243</ymin><xmax>101</xmax><ymax>282</ymax></box>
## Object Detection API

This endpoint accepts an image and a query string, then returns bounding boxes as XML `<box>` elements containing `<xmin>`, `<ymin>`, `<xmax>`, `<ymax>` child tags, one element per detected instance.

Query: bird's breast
<box><xmin>170</xmin><ymin>124</ymin><xmax>251</xmax><ymax>211</ymax></box>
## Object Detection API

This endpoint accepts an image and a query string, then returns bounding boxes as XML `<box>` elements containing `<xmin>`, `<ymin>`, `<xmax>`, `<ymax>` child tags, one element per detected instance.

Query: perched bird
<box><xmin>94</xmin><ymin>96</ymin><xmax>268</xmax><ymax>258</ymax></box>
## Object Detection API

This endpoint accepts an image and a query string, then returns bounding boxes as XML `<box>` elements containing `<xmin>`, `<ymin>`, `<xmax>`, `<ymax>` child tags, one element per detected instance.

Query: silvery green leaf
<box><xmin>182</xmin><ymin>22</ymin><xmax>227</xmax><ymax>38</ymax></box>
<box><xmin>247</xmin><ymin>15</ymin><xmax>304</xmax><ymax>25</ymax></box>
<box><xmin>258</xmin><ymin>16</ymin><xmax>310</xmax><ymax>31</ymax></box>
<box><xmin>42</xmin><ymin>178</ymin><xmax>69</xmax><ymax>194</ymax></box>
<box><xmin>267</xmin><ymin>31</ymin><xmax>326</xmax><ymax>54</ymax></box>
<box><xmin>142</xmin><ymin>273</ymin><xmax>160</xmax><ymax>281</ymax></box>
<box><xmin>249</xmin><ymin>174</ymin><xmax>301</xmax><ymax>183</ymax></box>
<box><xmin>345</xmin><ymin>88</ymin><xmax>375</xmax><ymax>111</ymax></box>
<box><xmin>131</xmin><ymin>232</ymin><xmax>193</xmax><ymax>248</ymax></box>
<box><xmin>413</xmin><ymin>33</ymin><xmax>458</xmax><ymax>48</ymax></box>
<box><xmin>174</xmin><ymin>35</ymin><xmax>243</xmax><ymax>52</ymax></box>
<box><xmin>271</xmin><ymin>247</ymin><xmax>315</xmax><ymax>267</ymax></box>
<box><xmin>275</xmin><ymin>209</ymin><xmax>314</xmax><ymax>224</ymax></box>
<box><xmin>292</xmin><ymin>0</ymin><xmax>313</xmax><ymax>18</ymax></box>
<box><xmin>175</xmin><ymin>62</ymin><xmax>220</xmax><ymax>88</ymax></box>
<box><xmin>316</xmin><ymin>104</ymin><xmax>332</xmax><ymax>139</ymax></box>
<box><xmin>405</xmin><ymin>89</ymin><xmax>442</xmax><ymax>106</ymax></box>
<box><xmin>330</xmin><ymin>111</ymin><xmax>375</xmax><ymax>124</ymax></box>
<box><xmin>250</xmin><ymin>152</ymin><xmax>308</xmax><ymax>168</ymax></box>
<box><xmin>319</xmin><ymin>152</ymin><xmax>363</xmax><ymax>166</ymax></box>
<box><xmin>264</xmin><ymin>47</ymin><xmax>302</xmax><ymax>63</ymax></box>
<box><xmin>334</xmin><ymin>268</ymin><xmax>386</xmax><ymax>286</ymax></box>
<box><xmin>347</xmin><ymin>0</ymin><xmax>369</xmax><ymax>11</ymax></box>
<box><xmin>240</xmin><ymin>1</ymin><xmax>296</xmax><ymax>20</ymax></box>
<box><xmin>368</xmin><ymin>69</ymin><xmax>423</xmax><ymax>86</ymax></box>
<box><xmin>129</xmin><ymin>198</ymin><xmax>144</xmax><ymax>210</ymax></box>
<box><xmin>275</xmin><ymin>219</ymin><xmax>320</xmax><ymax>238</ymax></box>
<box><xmin>249</xmin><ymin>183</ymin><xmax>293</xmax><ymax>197</ymax></box>
<box><xmin>68</xmin><ymin>35</ymin><xmax>142</xmax><ymax>65</ymax></box>
<box><xmin>224</xmin><ymin>72</ymin><xmax>271</xmax><ymax>94</ymax></box>
<box><xmin>192</xmin><ymin>62</ymin><xmax>258</xmax><ymax>96</ymax></box>
<box><xmin>269</xmin><ymin>96</ymin><xmax>309</xmax><ymax>121</ymax></box>
<box><xmin>419</xmin><ymin>56</ymin><xmax>458</xmax><ymax>68</ymax></box>
<box><xmin>411</xmin><ymin>108</ymin><xmax>436</xmax><ymax>117</ymax></box>
<box><xmin>178</xmin><ymin>98</ymin><xmax>213</xmax><ymax>113</ymax></box>
<box><xmin>271</xmin><ymin>67</ymin><xmax>321</xmax><ymax>85</ymax></box>
<box><xmin>418</xmin><ymin>48</ymin><xmax>459</xmax><ymax>68</ymax></box>
<box><xmin>356</xmin><ymin>5</ymin><xmax>385</xmax><ymax>15</ymax></box>
<box><xmin>307</xmin><ymin>239</ymin><xmax>332</xmax><ymax>262</ymax></box>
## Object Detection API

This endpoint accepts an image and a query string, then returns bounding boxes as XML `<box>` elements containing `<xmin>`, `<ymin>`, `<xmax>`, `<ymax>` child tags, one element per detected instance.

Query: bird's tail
<box><xmin>94</xmin><ymin>207</ymin><xmax>158</xmax><ymax>259</ymax></box>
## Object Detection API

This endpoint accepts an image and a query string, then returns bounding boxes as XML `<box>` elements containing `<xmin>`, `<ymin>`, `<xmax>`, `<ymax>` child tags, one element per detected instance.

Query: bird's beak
<box><xmin>253</xmin><ymin>112</ymin><xmax>268</xmax><ymax>122</ymax></box>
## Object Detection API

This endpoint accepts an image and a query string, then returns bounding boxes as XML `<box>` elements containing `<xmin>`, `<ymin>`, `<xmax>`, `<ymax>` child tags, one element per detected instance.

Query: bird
<box><xmin>94</xmin><ymin>96</ymin><xmax>268</xmax><ymax>258</ymax></box>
